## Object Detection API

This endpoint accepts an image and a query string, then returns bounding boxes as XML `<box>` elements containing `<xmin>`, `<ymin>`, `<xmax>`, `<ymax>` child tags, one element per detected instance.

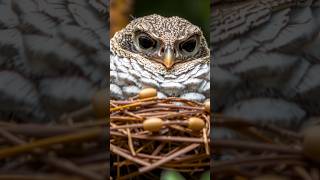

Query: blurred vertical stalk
<box><xmin>110</xmin><ymin>0</ymin><xmax>134</xmax><ymax>37</ymax></box>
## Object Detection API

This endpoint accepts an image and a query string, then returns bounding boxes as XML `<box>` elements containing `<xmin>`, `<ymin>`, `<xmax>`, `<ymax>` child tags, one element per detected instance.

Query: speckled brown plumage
<box><xmin>110</xmin><ymin>14</ymin><xmax>210</xmax><ymax>101</ymax></box>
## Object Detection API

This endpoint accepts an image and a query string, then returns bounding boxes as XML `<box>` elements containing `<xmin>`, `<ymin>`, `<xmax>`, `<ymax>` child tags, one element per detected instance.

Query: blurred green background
<box><xmin>133</xmin><ymin>0</ymin><xmax>210</xmax><ymax>42</ymax></box>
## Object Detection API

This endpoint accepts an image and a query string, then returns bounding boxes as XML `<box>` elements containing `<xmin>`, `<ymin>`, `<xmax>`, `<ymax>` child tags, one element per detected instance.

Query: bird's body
<box><xmin>110</xmin><ymin>14</ymin><xmax>210</xmax><ymax>101</ymax></box>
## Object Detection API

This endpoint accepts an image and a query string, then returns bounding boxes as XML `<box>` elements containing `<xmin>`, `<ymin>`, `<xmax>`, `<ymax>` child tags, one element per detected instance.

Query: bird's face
<box><xmin>112</xmin><ymin>14</ymin><xmax>209</xmax><ymax>71</ymax></box>
<box><xmin>133</xmin><ymin>28</ymin><xmax>202</xmax><ymax>69</ymax></box>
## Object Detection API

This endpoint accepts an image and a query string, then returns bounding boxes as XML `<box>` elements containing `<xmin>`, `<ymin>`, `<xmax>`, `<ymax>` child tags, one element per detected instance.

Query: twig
<box><xmin>139</xmin><ymin>143</ymin><xmax>200</xmax><ymax>173</ymax></box>
<box><xmin>0</xmin><ymin>128</ymin><xmax>103</xmax><ymax>159</ymax></box>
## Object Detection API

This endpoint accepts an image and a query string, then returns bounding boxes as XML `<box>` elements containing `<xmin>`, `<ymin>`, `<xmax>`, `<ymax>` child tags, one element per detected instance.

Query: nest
<box><xmin>1</xmin><ymin>88</ymin><xmax>319</xmax><ymax>180</ymax></box>
<box><xmin>212</xmin><ymin>114</ymin><xmax>320</xmax><ymax>180</ymax></box>
<box><xmin>110</xmin><ymin>95</ymin><xmax>211</xmax><ymax>179</ymax></box>
<box><xmin>0</xmin><ymin>119</ymin><xmax>107</xmax><ymax>180</ymax></box>
<box><xmin>109</xmin><ymin>89</ymin><xmax>320</xmax><ymax>179</ymax></box>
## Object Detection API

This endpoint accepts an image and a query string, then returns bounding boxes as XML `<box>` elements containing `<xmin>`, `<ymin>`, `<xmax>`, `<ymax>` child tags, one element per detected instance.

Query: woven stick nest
<box><xmin>109</xmin><ymin>90</ymin><xmax>211</xmax><ymax>179</ymax></box>
<box><xmin>0</xmin><ymin>87</ymin><xmax>319</xmax><ymax>180</ymax></box>
<box><xmin>0</xmin><ymin>120</ymin><xmax>107</xmax><ymax>180</ymax></box>
<box><xmin>212</xmin><ymin>114</ymin><xmax>320</xmax><ymax>180</ymax></box>
<box><xmin>109</xmin><ymin>89</ymin><xmax>320</xmax><ymax>179</ymax></box>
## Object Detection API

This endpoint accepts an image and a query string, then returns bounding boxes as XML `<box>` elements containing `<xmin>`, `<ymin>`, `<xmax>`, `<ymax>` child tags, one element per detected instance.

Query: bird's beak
<box><xmin>163</xmin><ymin>48</ymin><xmax>175</xmax><ymax>69</ymax></box>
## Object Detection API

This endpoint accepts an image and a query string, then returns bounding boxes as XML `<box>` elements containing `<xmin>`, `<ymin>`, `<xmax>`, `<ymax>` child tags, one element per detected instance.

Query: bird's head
<box><xmin>112</xmin><ymin>14</ymin><xmax>209</xmax><ymax>71</ymax></box>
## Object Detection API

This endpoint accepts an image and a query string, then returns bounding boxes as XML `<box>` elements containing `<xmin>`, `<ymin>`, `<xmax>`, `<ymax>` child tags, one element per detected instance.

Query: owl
<box><xmin>110</xmin><ymin>14</ymin><xmax>210</xmax><ymax>101</ymax></box>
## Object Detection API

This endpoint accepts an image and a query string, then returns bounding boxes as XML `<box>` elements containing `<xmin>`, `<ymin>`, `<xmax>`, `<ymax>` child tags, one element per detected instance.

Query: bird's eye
<box><xmin>138</xmin><ymin>34</ymin><xmax>156</xmax><ymax>49</ymax></box>
<box><xmin>180</xmin><ymin>38</ymin><xmax>197</xmax><ymax>53</ymax></box>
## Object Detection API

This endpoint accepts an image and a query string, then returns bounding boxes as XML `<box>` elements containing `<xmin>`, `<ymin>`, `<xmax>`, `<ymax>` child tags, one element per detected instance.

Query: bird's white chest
<box><xmin>110</xmin><ymin>53</ymin><xmax>210</xmax><ymax>101</ymax></box>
